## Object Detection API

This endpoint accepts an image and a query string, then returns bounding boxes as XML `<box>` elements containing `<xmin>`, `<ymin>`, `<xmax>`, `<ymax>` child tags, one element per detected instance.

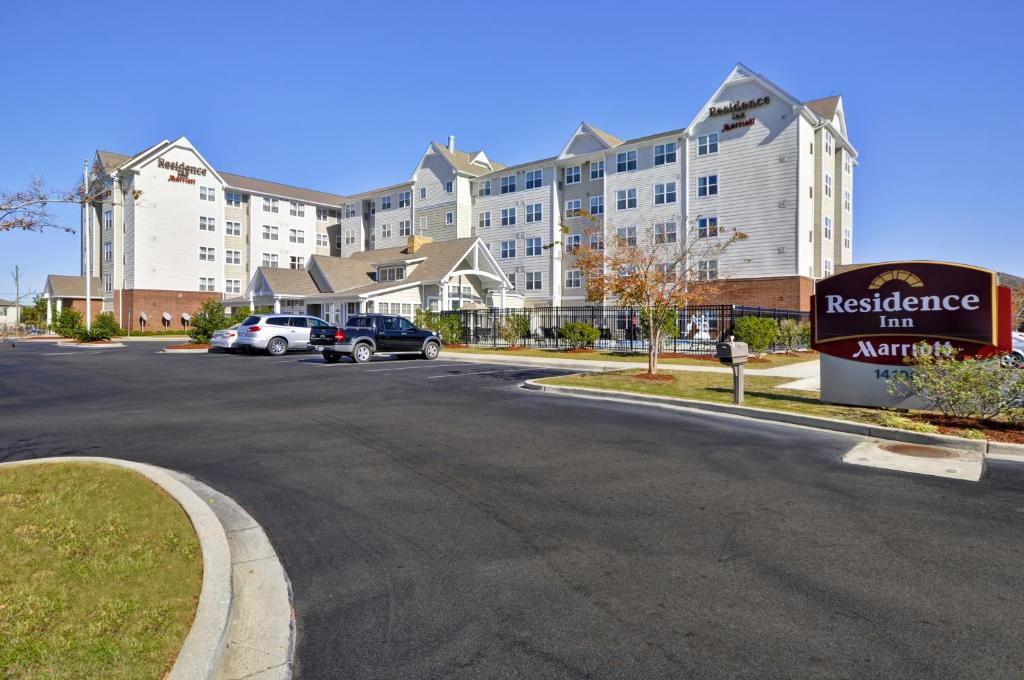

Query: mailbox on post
<box><xmin>716</xmin><ymin>340</ymin><xmax>749</xmax><ymax>404</ymax></box>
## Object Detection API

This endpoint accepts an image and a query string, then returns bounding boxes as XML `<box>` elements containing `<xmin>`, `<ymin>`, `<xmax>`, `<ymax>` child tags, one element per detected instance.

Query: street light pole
<box><xmin>83</xmin><ymin>160</ymin><xmax>91</xmax><ymax>331</ymax></box>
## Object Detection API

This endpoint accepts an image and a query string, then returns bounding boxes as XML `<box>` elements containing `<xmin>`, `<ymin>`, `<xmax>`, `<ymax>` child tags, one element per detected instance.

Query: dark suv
<box><xmin>308</xmin><ymin>314</ymin><xmax>442</xmax><ymax>363</ymax></box>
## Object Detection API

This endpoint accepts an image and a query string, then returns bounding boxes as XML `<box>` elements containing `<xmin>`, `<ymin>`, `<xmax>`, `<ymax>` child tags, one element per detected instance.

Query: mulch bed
<box><xmin>564</xmin><ymin>348</ymin><xmax>596</xmax><ymax>354</ymax></box>
<box><xmin>657</xmin><ymin>352</ymin><xmax>771</xmax><ymax>364</ymax></box>
<box><xmin>910</xmin><ymin>414</ymin><xmax>1024</xmax><ymax>444</ymax></box>
<box><xmin>166</xmin><ymin>343</ymin><xmax>210</xmax><ymax>350</ymax></box>
<box><xmin>631</xmin><ymin>373</ymin><xmax>677</xmax><ymax>383</ymax></box>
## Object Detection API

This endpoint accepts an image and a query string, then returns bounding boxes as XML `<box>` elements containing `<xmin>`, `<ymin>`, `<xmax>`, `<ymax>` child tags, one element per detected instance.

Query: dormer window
<box><xmin>377</xmin><ymin>265</ymin><xmax>406</xmax><ymax>282</ymax></box>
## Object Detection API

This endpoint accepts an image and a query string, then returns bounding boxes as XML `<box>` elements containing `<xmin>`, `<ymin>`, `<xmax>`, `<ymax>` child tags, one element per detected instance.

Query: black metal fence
<box><xmin>441</xmin><ymin>305</ymin><xmax>809</xmax><ymax>354</ymax></box>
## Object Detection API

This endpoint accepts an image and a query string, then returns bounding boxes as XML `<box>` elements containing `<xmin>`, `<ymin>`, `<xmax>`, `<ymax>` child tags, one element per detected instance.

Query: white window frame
<box><xmin>697</xmin><ymin>216</ymin><xmax>718</xmax><ymax>239</ymax></box>
<box><xmin>289</xmin><ymin>228</ymin><xmax>305</xmax><ymax>243</ymax></box>
<box><xmin>399</xmin><ymin>220</ymin><xmax>412</xmax><ymax>236</ymax></box>
<box><xmin>697</xmin><ymin>133</ymin><xmax>719</xmax><ymax>156</ymax></box>
<box><xmin>500</xmin><ymin>175</ymin><xmax>516</xmax><ymax>194</ymax></box>
<box><xmin>564</xmin><ymin>233</ymin><xmax>581</xmax><ymax>254</ymax></box>
<box><xmin>697</xmin><ymin>175</ymin><xmax>718</xmax><ymax>197</ymax></box>
<box><xmin>616</xmin><ymin>150</ymin><xmax>637</xmax><ymax>172</ymax></box>
<box><xmin>478</xmin><ymin>180</ymin><xmax>491</xmax><ymax>197</ymax></box>
<box><xmin>199</xmin><ymin>246</ymin><xmax>215</xmax><ymax>262</ymax></box>
<box><xmin>380</xmin><ymin>195</ymin><xmax>392</xmax><ymax>210</ymax></box>
<box><xmin>825</xmin><ymin>173</ymin><xmax>833</xmax><ymax>198</ymax></box>
<box><xmin>479</xmin><ymin>211</ymin><xmax>491</xmax><ymax>229</ymax></box>
<box><xmin>564</xmin><ymin>166</ymin><xmax>581</xmax><ymax>185</ymax></box>
<box><xmin>289</xmin><ymin>201</ymin><xmax>305</xmax><ymax>217</ymax></box>
<box><xmin>444</xmin><ymin>180</ymin><xmax>454</xmax><ymax>194</ymax></box>
<box><xmin>526</xmin><ymin>203</ymin><xmax>543</xmax><ymax>223</ymax></box>
<box><xmin>590</xmin><ymin>160</ymin><xmax>604</xmax><ymax>179</ymax></box>
<box><xmin>526</xmin><ymin>271</ymin><xmax>542</xmax><ymax>291</ymax></box>
<box><xmin>654</xmin><ymin>142</ymin><xmax>677</xmax><ymax>165</ymax></box>
<box><xmin>263</xmin><ymin>197</ymin><xmax>279</xmax><ymax>213</ymax></box>
<box><xmin>526</xmin><ymin>236</ymin><xmax>542</xmax><ymax>256</ymax></box>
<box><xmin>399</xmin><ymin>191</ymin><xmax>412</xmax><ymax>207</ymax></box>
<box><xmin>225</xmin><ymin>279</ymin><xmax>241</xmax><ymax>295</ymax></box>
<box><xmin>589</xmin><ymin>233</ymin><xmax>604</xmax><ymax>250</ymax></box>
<box><xmin>500</xmin><ymin>239</ymin><xmax>517</xmax><ymax>259</ymax></box>
<box><xmin>199</xmin><ymin>276</ymin><xmax>216</xmax><ymax>292</ymax></box>
<box><xmin>823</xmin><ymin>258</ymin><xmax>833</xmax><ymax>277</ymax></box>
<box><xmin>565</xmin><ymin>269</ymin><xmax>582</xmax><ymax>289</ymax></box>
<box><xmin>616</xmin><ymin>226</ymin><xmax>637</xmax><ymax>246</ymax></box>
<box><xmin>381</xmin><ymin>223</ymin><xmax>392</xmax><ymax>239</ymax></box>
<box><xmin>654</xmin><ymin>222</ymin><xmax>677</xmax><ymax>244</ymax></box>
<box><xmin>843</xmin><ymin>189</ymin><xmax>851</xmax><ymax>212</ymax></box>
<box><xmin>200</xmin><ymin>216</ymin><xmax>216</xmax><ymax>232</ymax></box>
<box><xmin>654</xmin><ymin>182</ymin><xmax>676</xmax><ymax>205</ymax></box>
<box><xmin>225</xmin><ymin>249</ymin><xmax>241</xmax><ymax>265</ymax></box>
<box><xmin>526</xmin><ymin>169</ymin><xmax>543</xmax><ymax>189</ymax></box>
<box><xmin>225</xmin><ymin>221</ymin><xmax>241</xmax><ymax>236</ymax></box>
<box><xmin>225</xmin><ymin>191</ymin><xmax>242</xmax><ymax>208</ymax></box>
<box><xmin>698</xmin><ymin>260</ymin><xmax>718</xmax><ymax>281</ymax></box>
<box><xmin>616</xmin><ymin>188</ymin><xmax>637</xmax><ymax>210</ymax></box>
<box><xmin>589</xmin><ymin>196</ymin><xmax>603</xmax><ymax>215</ymax></box>
<box><xmin>445</xmin><ymin>211</ymin><xmax>454</xmax><ymax>226</ymax></box>
<box><xmin>843</xmin><ymin>227</ymin><xmax>851</xmax><ymax>250</ymax></box>
<box><xmin>501</xmin><ymin>207</ymin><xmax>516</xmax><ymax>226</ymax></box>
<box><xmin>565</xmin><ymin>199</ymin><xmax>581</xmax><ymax>217</ymax></box>
<box><xmin>823</xmin><ymin>215</ymin><xmax>833</xmax><ymax>240</ymax></box>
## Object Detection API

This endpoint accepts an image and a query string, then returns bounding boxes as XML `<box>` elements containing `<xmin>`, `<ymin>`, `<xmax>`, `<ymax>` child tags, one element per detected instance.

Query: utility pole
<box><xmin>13</xmin><ymin>265</ymin><xmax>20</xmax><ymax>330</ymax></box>
<box><xmin>83</xmin><ymin>160</ymin><xmax>92</xmax><ymax>330</ymax></box>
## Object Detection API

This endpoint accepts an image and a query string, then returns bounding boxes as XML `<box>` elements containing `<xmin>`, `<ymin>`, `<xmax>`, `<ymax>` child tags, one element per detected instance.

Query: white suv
<box><xmin>236</xmin><ymin>314</ymin><xmax>333</xmax><ymax>356</ymax></box>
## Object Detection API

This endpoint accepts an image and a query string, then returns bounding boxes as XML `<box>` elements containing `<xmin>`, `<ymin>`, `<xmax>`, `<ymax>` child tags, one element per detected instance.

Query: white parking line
<box><xmin>366</xmin><ymin>362</ymin><xmax>461</xmax><ymax>372</ymax></box>
<box><xmin>426</xmin><ymin>369</ymin><xmax>520</xmax><ymax>379</ymax></box>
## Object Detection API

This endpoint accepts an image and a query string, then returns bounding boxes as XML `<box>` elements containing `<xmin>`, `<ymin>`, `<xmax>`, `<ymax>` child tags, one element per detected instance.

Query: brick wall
<box><xmin>702</xmin><ymin>276</ymin><xmax>813</xmax><ymax>311</ymax></box>
<box><xmin>64</xmin><ymin>298</ymin><xmax>108</xmax><ymax>324</ymax></box>
<box><xmin>114</xmin><ymin>289</ymin><xmax>220</xmax><ymax>332</ymax></box>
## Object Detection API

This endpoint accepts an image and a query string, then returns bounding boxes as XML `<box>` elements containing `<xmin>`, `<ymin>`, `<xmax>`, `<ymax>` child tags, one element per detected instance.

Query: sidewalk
<box><xmin>444</xmin><ymin>350</ymin><xmax>820</xmax><ymax>379</ymax></box>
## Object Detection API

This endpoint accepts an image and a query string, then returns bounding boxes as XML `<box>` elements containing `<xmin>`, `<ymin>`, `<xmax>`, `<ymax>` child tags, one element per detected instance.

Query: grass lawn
<box><xmin>0</xmin><ymin>462</ymin><xmax>202</xmax><ymax>679</ymax></box>
<box><xmin>447</xmin><ymin>346</ymin><xmax>817</xmax><ymax>368</ymax></box>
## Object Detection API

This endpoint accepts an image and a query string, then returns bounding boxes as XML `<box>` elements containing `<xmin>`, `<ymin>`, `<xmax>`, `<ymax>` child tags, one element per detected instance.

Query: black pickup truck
<box><xmin>308</xmin><ymin>314</ymin><xmax>443</xmax><ymax>363</ymax></box>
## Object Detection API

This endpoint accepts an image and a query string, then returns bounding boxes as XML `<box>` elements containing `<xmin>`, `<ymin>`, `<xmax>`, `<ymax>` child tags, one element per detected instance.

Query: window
<box><xmin>616</xmin><ymin>188</ymin><xmax>637</xmax><ymax>210</ymax></box>
<box><xmin>478</xmin><ymin>180</ymin><xmax>492</xmax><ymax>197</ymax></box>
<box><xmin>344</xmin><ymin>204</ymin><xmax>357</xmax><ymax>218</ymax></box>
<box><xmin>564</xmin><ymin>166</ymin><xmax>581</xmax><ymax>184</ymax></box>
<box><xmin>199</xmin><ymin>277</ymin><xmax>216</xmax><ymax>291</ymax></box>
<box><xmin>654</xmin><ymin>222</ymin><xmax>677</xmax><ymax>244</ymax></box>
<box><xmin>654</xmin><ymin>182</ymin><xmax>677</xmax><ymax>205</ymax></box>
<box><xmin>698</xmin><ymin>260</ymin><xmax>718</xmax><ymax>281</ymax></box>
<box><xmin>844</xmin><ymin>190</ymin><xmax>851</xmax><ymax>212</ymax></box>
<box><xmin>697</xmin><ymin>216</ymin><xmax>719</xmax><ymax>238</ymax></box>
<box><xmin>823</xmin><ymin>258</ymin><xmax>833</xmax><ymax>277</ymax></box>
<box><xmin>263</xmin><ymin>197</ymin><xmax>279</xmax><ymax>213</ymax></box>
<box><xmin>419</xmin><ymin>216</ymin><xmax>427</xmax><ymax>232</ymax></box>
<box><xmin>381</xmin><ymin>195</ymin><xmax>392</xmax><ymax>210</ymax></box>
<box><xmin>225</xmin><ymin>221</ymin><xmax>241</xmax><ymax>236</ymax></box>
<box><xmin>526</xmin><ymin>169</ymin><xmax>543</xmax><ymax>189</ymax></box>
<box><xmin>526</xmin><ymin>203</ymin><xmax>543</xmax><ymax>223</ymax></box>
<box><xmin>824</xmin><ymin>131</ymin><xmax>833</xmax><ymax>156</ymax></box>
<box><xmin>654</xmin><ymin>142</ymin><xmax>677</xmax><ymax>165</ymax></box>
<box><xmin>656</xmin><ymin>263</ymin><xmax>676</xmax><ymax>282</ymax></box>
<box><xmin>289</xmin><ymin>256</ymin><xmax>305</xmax><ymax>269</ymax></box>
<box><xmin>478</xmin><ymin>211</ymin><xmax>491</xmax><ymax>229</ymax></box>
<box><xmin>345</xmin><ymin>230</ymin><xmax>357</xmax><ymax>246</ymax></box>
<box><xmin>225</xmin><ymin>192</ymin><xmax>242</xmax><ymax>208</ymax></box>
<box><xmin>289</xmin><ymin>228</ymin><xmax>305</xmax><ymax>243</ymax></box>
<box><xmin>102</xmin><ymin>241</ymin><xmax>113</xmax><ymax>261</ymax></box>
<box><xmin>590</xmin><ymin>160</ymin><xmax>604</xmax><ymax>179</ymax></box>
<box><xmin>316</xmin><ymin>206</ymin><xmax>328</xmax><ymax>221</ymax></box>
<box><xmin>616</xmin><ymin>150</ymin><xmax>637</xmax><ymax>172</ymax></box>
<box><xmin>200</xmin><ymin>186</ymin><xmax>216</xmax><ymax>202</ymax></box>
<box><xmin>507</xmin><ymin>273</ymin><xmax>517</xmax><ymax>289</ymax></box>
<box><xmin>419</xmin><ymin>187</ymin><xmax>427</xmax><ymax>200</ymax></box>
<box><xmin>565</xmin><ymin>270</ymin><xmax>582</xmax><ymax>289</ymax></box>
<box><xmin>824</xmin><ymin>173</ymin><xmax>833</xmax><ymax>198</ymax></box>
<box><xmin>526</xmin><ymin>237</ymin><xmax>543</xmax><ymax>256</ymax></box>
<box><xmin>381</xmin><ymin>224</ymin><xmax>392</xmax><ymax>238</ymax></box>
<box><xmin>843</xmin><ymin>227</ymin><xmax>851</xmax><ymax>250</ymax></box>
<box><xmin>200</xmin><ymin>216</ymin><xmax>216</xmax><ymax>231</ymax></box>
<box><xmin>100</xmin><ymin>273</ymin><xmax>112</xmax><ymax>292</ymax></box>
<box><xmin>843</xmin><ymin>149</ymin><xmax>851</xmax><ymax>174</ymax></box>
<box><xmin>316</xmin><ymin>233</ymin><xmax>329</xmax><ymax>247</ymax></box>
<box><xmin>103</xmin><ymin>210</ymin><xmax>112</xmax><ymax>229</ymax></box>
<box><xmin>501</xmin><ymin>207</ymin><xmax>516</xmax><ymax>226</ymax></box>
<box><xmin>335</xmin><ymin>235</ymin><xmax>342</xmax><ymax>249</ymax></box>
<box><xmin>500</xmin><ymin>175</ymin><xmax>516</xmax><ymax>194</ymax></box>
<box><xmin>697</xmin><ymin>175</ymin><xmax>718</xmax><ymax>196</ymax></box>
<box><xmin>590</xmin><ymin>233</ymin><xmax>604</xmax><ymax>250</ymax></box>
<box><xmin>444</xmin><ymin>180</ymin><xmax>453</xmax><ymax>194</ymax></box>
<box><xmin>225</xmin><ymin>279</ymin><xmax>241</xmax><ymax>295</ymax></box>
<box><xmin>399</xmin><ymin>220</ymin><xmax>412</xmax><ymax>236</ymax></box>
<box><xmin>289</xmin><ymin>201</ymin><xmax>305</xmax><ymax>217</ymax></box>
<box><xmin>445</xmin><ymin>212</ymin><xmax>454</xmax><ymax>225</ymax></box>
<box><xmin>823</xmin><ymin>215</ymin><xmax>832</xmax><ymax>240</ymax></box>
<box><xmin>697</xmin><ymin>133</ymin><xmax>719</xmax><ymax>156</ymax></box>
<box><xmin>590</xmin><ymin>196</ymin><xmax>604</xmax><ymax>215</ymax></box>
<box><xmin>616</xmin><ymin>226</ymin><xmax>637</xmax><ymax>246</ymax></box>
<box><xmin>500</xmin><ymin>240</ymin><xmax>516</xmax><ymax>259</ymax></box>
<box><xmin>398</xmin><ymin>190</ymin><xmax>411</xmax><ymax>207</ymax></box>
<box><xmin>378</xmin><ymin>265</ymin><xmax>405</xmax><ymax>281</ymax></box>
<box><xmin>226</xmin><ymin>249</ymin><xmax>241</xmax><ymax>264</ymax></box>
<box><xmin>564</xmin><ymin>233</ymin><xmax>581</xmax><ymax>253</ymax></box>
<box><xmin>526</xmin><ymin>271</ymin><xmax>542</xmax><ymax>291</ymax></box>
<box><xmin>199</xmin><ymin>246</ymin><xmax>215</xmax><ymax>262</ymax></box>
<box><xmin>565</xmin><ymin>199</ymin><xmax>581</xmax><ymax>217</ymax></box>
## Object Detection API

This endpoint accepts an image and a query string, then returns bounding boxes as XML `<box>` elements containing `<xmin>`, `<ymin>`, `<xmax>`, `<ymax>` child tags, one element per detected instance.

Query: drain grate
<box><xmin>879</xmin><ymin>443</ymin><xmax>959</xmax><ymax>459</ymax></box>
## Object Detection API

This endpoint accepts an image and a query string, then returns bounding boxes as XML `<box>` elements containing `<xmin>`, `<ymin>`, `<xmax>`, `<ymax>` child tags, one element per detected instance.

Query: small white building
<box><xmin>0</xmin><ymin>298</ymin><xmax>16</xmax><ymax>329</ymax></box>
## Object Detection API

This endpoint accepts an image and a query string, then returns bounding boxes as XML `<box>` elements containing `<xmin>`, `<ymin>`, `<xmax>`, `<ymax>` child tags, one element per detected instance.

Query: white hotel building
<box><xmin>56</xmin><ymin>64</ymin><xmax>855</xmax><ymax>329</ymax></box>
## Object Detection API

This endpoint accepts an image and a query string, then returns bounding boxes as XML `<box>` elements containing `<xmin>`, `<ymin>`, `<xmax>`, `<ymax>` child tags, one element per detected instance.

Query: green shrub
<box><xmin>498</xmin><ymin>314</ymin><xmax>531</xmax><ymax>347</ymax></box>
<box><xmin>777</xmin><ymin>319</ymin><xmax>810</xmax><ymax>352</ymax></box>
<box><xmin>92</xmin><ymin>312</ymin><xmax>120</xmax><ymax>338</ymax></box>
<box><xmin>888</xmin><ymin>344</ymin><xmax>1024</xmax><ymax>421</ymax></box>
<box><xmin>638</xmin><ymin>308</ymin><xmax>677</xmax><ymax>341</ymax></box>
<box><xmin>558</xmin><ymin>322</ymin><xmax>600</xmax><ymax>349</ymax></box>
<box><xmin>956</xmin><ymin>429</ymin><xmax>986</xmax><ymax>440</ymax></box>
<box><xmin>413</xmin><ymin>309</ymin><xmax>464</xmax><ymax>345</ymax></box>
<box><xmin>188</xmin><ymin>300</ymin><xmax>229</xmax><ymax>344</ymax></box>
<box><xmin>54</xmin><ymin>308</ymin><xmax>83</xmax><ymax>338</ymax></box>
<box><xmin>1007</xmin><ymin>408</ymin><xmax>1024</xmax><ymax>427</ymax></box>
<box><xmin>875</xmin><ymin>412</ymin><xmax>938</xmax><ymax>433</ymax></box>
<box><xmin>732</xmin><ymin>316</ymin><xmax>778</xmax><ymax>356</ymax></box>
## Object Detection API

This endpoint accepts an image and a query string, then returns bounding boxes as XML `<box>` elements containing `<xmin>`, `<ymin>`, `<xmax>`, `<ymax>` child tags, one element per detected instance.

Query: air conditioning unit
<box><xmin>516</xmin><ymin>232</ymin><xmax>525</xmax><ymax>239</ymax></box>
<box><xmin>779</xmin><ymin>154</ymin><xmax>789</xmax><ymax>163</ymax></box>
<box><xmin>778</xmin><ymin>200</ymin><xmax>787</xmax><ymax>209</ymax></box>
<box><xmin>777</xmin><ymin>246</ymin><xmax>786</xmax><ymax>254</ymax></box>
<box><xmin>515</xmin><ymin>266</ymin><xmax>525</xmax><ymax>273</ymax></box>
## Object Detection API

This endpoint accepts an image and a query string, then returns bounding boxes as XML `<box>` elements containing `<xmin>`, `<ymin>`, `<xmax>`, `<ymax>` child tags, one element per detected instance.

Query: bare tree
<box><xmin>0</xmin><ymin>175</ymin><xmax>137</xmax><ymax>234</ymax></box>
<box><xmin>566</xmin><ymin>210</ymin><xmax>746</xmax><ymax>375</ymax></box>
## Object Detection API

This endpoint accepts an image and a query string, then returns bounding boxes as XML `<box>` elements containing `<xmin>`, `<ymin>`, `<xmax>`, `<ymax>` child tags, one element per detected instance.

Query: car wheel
<box><xmin>422</xmin><ymin>341</ymin><xmax>441</xmax><ymax>360</ymax></box>
<box><xmin>1009</xmin><ymin>353</ymin><xmax>1024</xmax><ymax>368</ymax></box>
<box><xmin>267</xmin><ymin>337</ymin><xmax>288</xmax><ymax>356</ymax></box>
<box><xmin>352</xmin><ymin>343</ymin><xmax>373</xmax><ymax>364</ymax></box>
<box><xmin>323</xmin><ymin>352</ymin><xmax>341</xmax><ymax>364</ymax></box>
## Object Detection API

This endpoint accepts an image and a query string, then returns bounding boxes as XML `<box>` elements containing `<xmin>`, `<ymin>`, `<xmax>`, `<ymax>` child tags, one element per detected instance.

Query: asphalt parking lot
<box><xmin>3</xmin><ymin>341</ymin><xmax>1024</xmax><ymax>679</ymax></box>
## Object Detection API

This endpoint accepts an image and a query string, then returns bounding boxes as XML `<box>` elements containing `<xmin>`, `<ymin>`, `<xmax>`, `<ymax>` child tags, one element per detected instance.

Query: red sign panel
<box><xmin>812</xmin><ymin>261</ymin><xmax>1010</xmax><ymax>365</ymax></box>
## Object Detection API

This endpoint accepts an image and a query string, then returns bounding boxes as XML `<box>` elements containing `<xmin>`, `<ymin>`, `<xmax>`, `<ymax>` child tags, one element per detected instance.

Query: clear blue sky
<box><xmin>2</xmin><ymin>0</ymin><xmax>1021</xmax><ymax>301</ymax></box>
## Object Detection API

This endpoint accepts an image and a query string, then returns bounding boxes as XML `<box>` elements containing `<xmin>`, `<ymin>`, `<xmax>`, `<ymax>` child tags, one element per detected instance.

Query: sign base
<box><xmin>820</xmin><ymin>355</ymin><xmax>925</xmax><ymax>409</ymax></box>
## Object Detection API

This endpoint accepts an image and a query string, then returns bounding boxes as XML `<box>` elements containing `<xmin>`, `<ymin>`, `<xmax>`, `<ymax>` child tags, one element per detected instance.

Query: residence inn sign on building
<box><xmin>812</xmin><ymin>261</ymin><xmax>1014</xmax><ymax>407</ymax></box>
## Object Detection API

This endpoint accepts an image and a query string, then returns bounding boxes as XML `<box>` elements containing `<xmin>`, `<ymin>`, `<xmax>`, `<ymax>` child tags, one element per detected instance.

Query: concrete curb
<box><xmin>0</xmin><ymin>457</ymin><xmax>295</xmax><ymax>679</ymax></box>
<box><xmin>118</xmin><ymin>336</ymin><xmax>191</xmax><ymax>342</ymax></box>
<box><xmin>522</xmin><ymin>379</ymin><xmax>1024</xmax><ymax>459</ymax></box>
<box><xmin>55</xmin><ymin>341</ymin><xmax>126</xmax><ymax>348</ymax></box>
<box><xmin>161</xmin><ymin>348</ymin><xmax>212</xmax><ymax>354</ymax></box>
<box><xmin>1</xmin><ymin>457</ymin><xmax>232</xmax><ymax>679</ymax></box>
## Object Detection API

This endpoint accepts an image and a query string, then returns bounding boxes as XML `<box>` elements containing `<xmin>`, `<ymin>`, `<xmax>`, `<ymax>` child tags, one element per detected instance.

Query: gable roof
<box><xmin>96</xmin><ymin>150</ymin><xmax>131</xmax><ymax>171</ymax></box>
<box><xmin>256</xmin><ymin>267</ymin><xmax>323</xmax><ymax>297</ymax></box>
<box><xmin>620</xmin><ymin>126</ymin><xmax>688</xmax><ymax>147</ymax></box>
<box><xmin>0</xmin><ymin>298</ymin><xmax>13</xmax><ymax>306</ymax></box>
<box><xmin>45</xmin><ymin>274</ymin><xmax>102</xmax><ymax>298</ymax></box>
<box><xmin>805</xmin><ymin>95</ymin><xmax>841</xmax><ymax>120</ymax></box>
<box><xmin>586</xmin><ymin>123</ymin><xmax>623</xmax><ymax>148</ymax></box>
<box><xmin>219</xmin><ymin>172</ymin><xmax>345</xmax><ymax>206</ymax></box>
<box><xmin>431</xmin><ymin>144</ymin><xmax>506</xmax><ymax>176</ymax></box>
